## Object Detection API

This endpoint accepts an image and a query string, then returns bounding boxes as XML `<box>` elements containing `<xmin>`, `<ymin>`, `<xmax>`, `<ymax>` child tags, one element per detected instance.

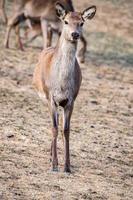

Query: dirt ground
<box><xmin>0</xmin><ymin>0</ymin><xmax>133</xmax><ymax>199</ymax></box>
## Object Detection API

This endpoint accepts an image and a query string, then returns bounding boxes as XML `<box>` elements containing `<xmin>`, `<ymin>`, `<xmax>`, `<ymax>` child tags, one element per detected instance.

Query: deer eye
<box><xmin>64</xmin><ymin>21</ymin><xmax>68</xmax><ymax>24</ymax></box>
<box><xmin>80</xmin><ymin>22</ymin><xmax>84</xmax><ymax>27</ymax></box>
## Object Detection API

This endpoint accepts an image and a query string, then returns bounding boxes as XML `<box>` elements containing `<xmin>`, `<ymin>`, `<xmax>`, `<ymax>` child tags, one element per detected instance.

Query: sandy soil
<box><xmin>0</xmin><ymin>0</ymin><xmax>133</xmax><ymax>199</ymax></box>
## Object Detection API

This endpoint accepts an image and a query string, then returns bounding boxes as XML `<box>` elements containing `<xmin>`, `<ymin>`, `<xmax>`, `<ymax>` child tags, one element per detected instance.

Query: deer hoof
<box><xmin>64</xmin><ymin>166</ymin><xmax>71</xmax><ymax>173</ymax></box>
<box><xmin>51</xmin><ymin>166</ymin><xmax>58</xmax><ymax>172</ymax></box>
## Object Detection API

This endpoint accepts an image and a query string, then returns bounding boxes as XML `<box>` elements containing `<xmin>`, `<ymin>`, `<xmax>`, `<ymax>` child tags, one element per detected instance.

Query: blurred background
<box><xmin>0</xmin><ymin>0</ymin><xmax>133</xmax><ymax>200</ymax></box>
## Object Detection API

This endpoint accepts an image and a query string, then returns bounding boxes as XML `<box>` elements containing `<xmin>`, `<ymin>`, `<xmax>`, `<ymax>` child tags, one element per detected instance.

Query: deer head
<box><xmin>55</xmin><ymin>2</ymin><xmax>96</xmax><ymax>42</ymax></box>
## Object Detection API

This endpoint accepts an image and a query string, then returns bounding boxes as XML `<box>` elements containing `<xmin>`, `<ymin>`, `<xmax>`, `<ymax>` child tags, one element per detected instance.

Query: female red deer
<box><xmin>33</xmin><ymin>2</ymin><xmax>96</xmax><ymax>172</ymax></box>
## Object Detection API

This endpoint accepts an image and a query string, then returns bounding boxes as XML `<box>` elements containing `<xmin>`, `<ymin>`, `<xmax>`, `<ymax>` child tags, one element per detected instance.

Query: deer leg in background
<box><xmin>15</xmin><ymin>25</ymin><xmax>24</xmax><ymax>51</ymax></box>
<box><xmin>77</xmin><ymin>34</ymin><xmax>87</xmax><ymax>63</ymax></box>
<box><xmin>41</xmin><ymin>18</ymin><xmax>49</xmax><ymax>49</ymax></box>
<box><xmin>63</xmin><ymin>103</ymin><xmax>74</xmax><ymax>173</ymax></box>
<box><xmin>0</xmin><ymin>0</ymin><xmax>7</xmax><ymax>24</ymax></box>
<box><xmin>47</xmin><ymin>26</ymin><xmax>53</xmax><ymax>47</ymax></box>
<box><xmin>4</xmin><ymin>21</ymin><xmax>12</xmax><ymax>48</ymax></box>
<box><xmin>26</xmin><ymin>18</ymin><xmax>33</xmax><ymax>29</ymax></box>
<box><xmin>4</xmin><ymin>13</ymin><xmax>26</xmax><ymax>48</ymax></box>
<box><xmin>25</xmin><ymin>23</ymin><xmax>42</xmax><ymax>43</ymax></box>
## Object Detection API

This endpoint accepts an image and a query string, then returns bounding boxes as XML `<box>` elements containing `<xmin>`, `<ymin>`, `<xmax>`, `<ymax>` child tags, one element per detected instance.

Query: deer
<box><xmin>33</xmin><ymin>2</ymin><xmax>96</xmax><ymax>172</ymax></box>
<box><xmin>0</xmin><ymin>0</ymin><xmax>7</xmax><ymax>24</ymax></box>
<box><xmin>4</xmin><ymin>0</ymin><xmax>87</xmax><ymax>63</ymax></box>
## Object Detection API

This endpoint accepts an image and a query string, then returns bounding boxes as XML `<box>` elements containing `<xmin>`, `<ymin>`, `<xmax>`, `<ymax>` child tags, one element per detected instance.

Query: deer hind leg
<box><xmin>49</xmin><ymin>102</ymin><xmax>59</xmax><ymax>171</ymax></box>
<box><xmin>4</xmin><ymin>13</ymin><xmax>25</xmax><ymax>49</ymax></box>
<box><xmin>63</xmin><ymin>103</ymin><xmax>74</xmax><ymax>173</ymax></box>
<box><xmin>0</xmin><ymin>0</ymin><xmax>7</xmax><ymax>24</ymax></box>
<box><xmin>77</xmin><ymin>34</ymin><xmax>87</xmax><ymax>63</ymax></box>
<box><xmin>15</xmin><ymin>25</ymin><xmax>24</xmax><ymax>51</ymax></box>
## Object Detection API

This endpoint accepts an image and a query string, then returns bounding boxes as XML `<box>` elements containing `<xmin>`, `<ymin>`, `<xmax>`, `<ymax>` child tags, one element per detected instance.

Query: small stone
<box><xmin>6</xmin><ymin>133</ymin><xmax>14</xmax><ymax>138</ymax></box>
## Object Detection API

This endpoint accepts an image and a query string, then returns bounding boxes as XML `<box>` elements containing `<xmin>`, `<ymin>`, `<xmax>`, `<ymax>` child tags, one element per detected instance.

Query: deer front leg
<box><xmin>41</xmin><ymin>19</ymin><xmax>52</xmax><ymax>49</ymax></box>
<box><xmin>63</xmin><ymin>104</ymin><xmax>73</xmax><ymax>173</ymax></box>
<box><xmin>50</xmin><ymin>104</ymin><xmax>59</xmax><ymax>171</ymax></box>
<box><xmin>4</xmin><ymin>24</ymin><xmax>12</xmax><ymax>48</ymax></box>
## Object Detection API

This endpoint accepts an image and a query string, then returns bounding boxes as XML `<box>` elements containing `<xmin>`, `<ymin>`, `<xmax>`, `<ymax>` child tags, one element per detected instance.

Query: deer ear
<box><xmin>55</xmin><ymin>2</ymin><xmax>67</xmax><ymax>19</ymax></box>
<box><xmin>82</xmin><ymin>6</ymin><xmax>96</xmax><ymax>21</ymax></box>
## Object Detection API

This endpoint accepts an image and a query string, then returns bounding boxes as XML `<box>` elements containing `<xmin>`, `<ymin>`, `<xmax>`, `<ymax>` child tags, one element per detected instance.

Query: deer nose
<box><xmin>71</xmin><ymin>32</ymin><xmax>80</xmax><ymax>40</ymax></box>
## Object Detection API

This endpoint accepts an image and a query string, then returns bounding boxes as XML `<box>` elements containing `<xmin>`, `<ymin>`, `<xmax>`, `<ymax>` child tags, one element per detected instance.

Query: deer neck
<box><xmin>50</xmin><ymin>32</ymin><xmax>78</xmax><ymax>103</ymax></box>
<box><xmin>53</xmin><ymin>33</ymin><xmax>77</xmax><ymax>75</ymax></box>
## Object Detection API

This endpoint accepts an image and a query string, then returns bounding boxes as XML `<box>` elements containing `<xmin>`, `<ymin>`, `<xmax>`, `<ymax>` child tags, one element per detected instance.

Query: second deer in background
<box><xmin>4</xmin><ymin>0</ymin><xmax>88</xmax><ymax>63</ymax></box>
